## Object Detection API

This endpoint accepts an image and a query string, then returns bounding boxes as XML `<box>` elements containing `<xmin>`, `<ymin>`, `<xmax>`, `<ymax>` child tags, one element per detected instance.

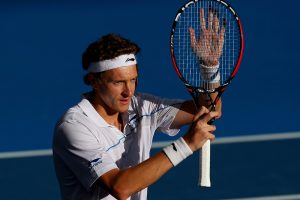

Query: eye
<box><xmin>113</xmin><ymin>81</ymin><xmax>123</xmax><ymax>85</ymax></box>
<box><xmin>131</xmin><ymin>78</ymin><xmax>137</xmax><ymax>83</ymax></box>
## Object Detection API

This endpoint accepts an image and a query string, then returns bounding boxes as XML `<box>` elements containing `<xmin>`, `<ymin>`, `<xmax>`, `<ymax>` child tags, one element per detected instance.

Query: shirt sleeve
<box><xmin>53</xmin><ymin>120</ymin><xmax>118</xmax><ymax>191</ymax></box>
<box><xmin>136</xmin><ymin>93</ymin><xmax>185</xmax><ymax>136</ymax></box>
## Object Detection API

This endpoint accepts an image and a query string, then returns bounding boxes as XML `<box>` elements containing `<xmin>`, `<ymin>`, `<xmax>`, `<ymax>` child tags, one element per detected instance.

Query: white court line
<box><xmin>152</xmin><ymin>131</ymin><xmax>300</xmax><ymax>148</ymax></box>
<box><xmin>1</xmin><ymin>131</ymin><xmax>300</xmax><ymax>159</ymax></box>
<box><xmin>0</xmin><ymin>149</ymin><xmax>52</xmax><ymax>159</ymax></box>
<box><xmin>224</xmin><ymin>194</ymin><xmax>300</xmax><ymax>200</ymax></box>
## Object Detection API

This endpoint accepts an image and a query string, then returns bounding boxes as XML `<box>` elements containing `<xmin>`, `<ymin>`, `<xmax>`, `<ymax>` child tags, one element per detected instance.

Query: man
<box><xmin>53</xmin><ymin>28</ymin><xmax>222</xmax><ymax>199</ymax></box>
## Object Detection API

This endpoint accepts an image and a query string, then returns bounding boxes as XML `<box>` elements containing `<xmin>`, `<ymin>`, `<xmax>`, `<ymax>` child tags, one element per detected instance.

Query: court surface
<box><xmin>1</xmin><ymin>132</ymin><xmax>300</xmax><ymax>199</ymax></box>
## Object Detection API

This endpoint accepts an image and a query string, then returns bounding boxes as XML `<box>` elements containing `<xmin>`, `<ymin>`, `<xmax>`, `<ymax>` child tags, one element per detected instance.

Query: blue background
<box><xmin>0</xmin><ymin>0</ymin><xmax>300</xmax><ymax>152</ymax></box>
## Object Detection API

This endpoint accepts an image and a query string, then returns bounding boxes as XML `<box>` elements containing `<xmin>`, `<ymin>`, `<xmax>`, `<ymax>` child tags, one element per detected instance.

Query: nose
<box><xmin>122</xmin><ymin>81</ymin><xmax>135</xmax><ymax>97</ymax></box>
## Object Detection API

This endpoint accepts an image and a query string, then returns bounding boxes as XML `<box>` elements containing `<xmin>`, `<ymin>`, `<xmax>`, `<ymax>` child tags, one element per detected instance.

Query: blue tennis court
<box><xmin>1</xmin><ymin>0</ymin><xmax>300</xmax><ymax>199</ymax></box>
<box><xmin>1</xmin><ymin>134</ymin><xmax>300</xmax><ymax>199</ymax></box>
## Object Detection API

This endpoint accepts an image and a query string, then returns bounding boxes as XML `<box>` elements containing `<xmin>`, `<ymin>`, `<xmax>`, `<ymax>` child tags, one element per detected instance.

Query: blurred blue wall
<box><xmin>1</xmin><ymin>0</ymin><xmax>299</xmax><ymax>152</ymax></box>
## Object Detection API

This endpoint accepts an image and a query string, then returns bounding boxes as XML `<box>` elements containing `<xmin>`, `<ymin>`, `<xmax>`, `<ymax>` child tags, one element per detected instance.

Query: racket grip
<box><xmin>198</xmin><ymin>140</ymin><xmax>211</xmax><ymax>187</ymax></box>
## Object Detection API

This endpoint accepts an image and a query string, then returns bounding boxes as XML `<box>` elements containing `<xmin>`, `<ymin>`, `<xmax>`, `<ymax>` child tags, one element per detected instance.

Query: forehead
<box><xmin>102</xmin><ymin>65</ymin><xmax>138</xmax><ymax>80</ymax></box>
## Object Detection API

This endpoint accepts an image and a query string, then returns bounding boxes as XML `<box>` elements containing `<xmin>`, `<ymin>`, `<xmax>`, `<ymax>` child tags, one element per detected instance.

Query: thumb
<box><xmin>193</xmin><ymin>106</ymin><xmax>209</xmax><ymax>122</ymax></box>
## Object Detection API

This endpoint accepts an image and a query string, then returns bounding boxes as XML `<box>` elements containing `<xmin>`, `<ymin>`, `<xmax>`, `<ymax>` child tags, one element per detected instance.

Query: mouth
<box><xmin>120</xmin><ymin>98</ymin><xmax>130</xmax><ymax>105</ymax></box>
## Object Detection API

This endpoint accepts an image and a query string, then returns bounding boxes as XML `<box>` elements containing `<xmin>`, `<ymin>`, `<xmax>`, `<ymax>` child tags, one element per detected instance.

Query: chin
<box><xmin>117</xmin><ymin>105</ymin><xmax>130</xmax><ymax>113</ymax></box>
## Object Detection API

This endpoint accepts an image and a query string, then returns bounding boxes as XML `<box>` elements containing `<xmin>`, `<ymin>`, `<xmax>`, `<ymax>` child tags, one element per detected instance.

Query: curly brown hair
<box><xmin>82</xmin><ymin>33</ymin><xmax>140</xmax><ymax>85</ymax></box>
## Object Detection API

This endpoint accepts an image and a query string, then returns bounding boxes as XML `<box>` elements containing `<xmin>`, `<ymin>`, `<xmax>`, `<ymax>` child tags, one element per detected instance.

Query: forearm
<box><xmin>170</xmin><ymin>100</ymin><xmax>196</xmax><ymax>129</ymax></box>
<box><xmin>99</xmin><ymin>151</ymin><xmax>173</xmax><ymax>199</ymax></box>
<box><xmin>171</xmin><ymin>92</ymin><xmax>222</xmax><ymax>129</ymax></box>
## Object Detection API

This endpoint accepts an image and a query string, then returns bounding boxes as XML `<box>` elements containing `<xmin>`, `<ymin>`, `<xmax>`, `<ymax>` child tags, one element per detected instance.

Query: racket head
<box><xmin>170</xmin><ymin>0</ymin><xmax>244</xmax><ymax>93</ymax></box>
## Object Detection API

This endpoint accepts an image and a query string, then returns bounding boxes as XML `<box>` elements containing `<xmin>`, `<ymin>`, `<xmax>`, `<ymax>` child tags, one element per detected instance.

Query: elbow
<box><xmin>98</xmin><ymin>169</ymin><xmax>136</xmax><ymax>200</ymax></box>
<box><xmin>111</xmin><ymin>184</ymin><xmax>131</xmax><ymax>200</ymax></box>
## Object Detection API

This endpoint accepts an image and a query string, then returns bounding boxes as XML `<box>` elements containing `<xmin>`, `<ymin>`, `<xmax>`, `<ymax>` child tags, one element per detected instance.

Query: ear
<box><xmin>86</xmin><ymin>74</ymin><xmax>98</xmax><ymax>89</ymax></box>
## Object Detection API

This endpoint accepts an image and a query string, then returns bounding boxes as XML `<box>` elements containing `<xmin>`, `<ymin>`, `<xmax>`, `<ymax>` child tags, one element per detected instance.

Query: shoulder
<box><xmin>130</xmin><ymin>93</ymin><xmax>162</xmax><ymax>113</ymax></box>
<box><xmin>131</xmin><ymin>92</ymin><xmax>159</xmax><ymax>104</ymax></box>
<box><xmin>129</xmin><ymin>93</ymin><xmax>184</xmax><ymax>117</ymax></box>
<box><xmin>55</xmin><ymin>103</ymin><xmax>89</xmax><ymax>129</ymax></box>
<box><xmin>132</xmin><ymin>92</ymin><xmax>184</xmax><ymax>108</ymax></box>
<box><xmin>54</xmin><ymin>100</ymin><xmax>96</xmax><ymax>144</ymax></box>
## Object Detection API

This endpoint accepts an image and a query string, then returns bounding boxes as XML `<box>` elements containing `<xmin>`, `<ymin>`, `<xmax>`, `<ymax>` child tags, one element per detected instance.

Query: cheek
<box><xmin>98</xmin><ymin>85</ymin><xmax>120</xmax><ymax>101</ymax></box>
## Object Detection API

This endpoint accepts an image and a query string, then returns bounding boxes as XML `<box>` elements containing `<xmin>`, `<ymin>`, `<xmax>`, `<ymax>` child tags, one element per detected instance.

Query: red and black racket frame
<box><xmin>170</xmin><ymin>0</ymin><xmax>244</xmax><ymax>111</ymax></box>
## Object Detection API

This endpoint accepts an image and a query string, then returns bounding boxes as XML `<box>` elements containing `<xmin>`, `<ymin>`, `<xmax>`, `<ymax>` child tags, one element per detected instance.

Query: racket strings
<box><xmin>173</xmin><ymin>0</ymin><xmax>241</xmax><ymax>90</ymax></box>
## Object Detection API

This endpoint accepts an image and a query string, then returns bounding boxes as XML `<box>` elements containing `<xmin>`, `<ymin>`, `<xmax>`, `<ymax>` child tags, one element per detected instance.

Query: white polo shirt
<box><xmin>53</xmin><ymin>93</ymin><xmax>183</xmax><ymax>200</ymax></box>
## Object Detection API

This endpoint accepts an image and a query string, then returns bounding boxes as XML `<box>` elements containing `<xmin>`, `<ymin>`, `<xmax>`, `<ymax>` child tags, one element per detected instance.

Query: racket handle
<box><xmin>198</xmin><ymin>140</ymin><xmax>211</xmax><ymax>187</ymax></box>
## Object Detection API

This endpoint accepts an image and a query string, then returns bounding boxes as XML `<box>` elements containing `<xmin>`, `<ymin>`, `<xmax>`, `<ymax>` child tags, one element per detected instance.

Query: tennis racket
<box><xmin>170</xmin><ymin>0</ymin><xmax>244</xmax><ymax>187</ymax></box>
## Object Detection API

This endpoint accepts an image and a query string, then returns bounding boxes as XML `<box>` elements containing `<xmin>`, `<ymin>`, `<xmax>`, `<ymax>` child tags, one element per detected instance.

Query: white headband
<box><xmin>88</xmin><ymin>54</ymin><xmax>137</xmax><ymax>73</ymax></box>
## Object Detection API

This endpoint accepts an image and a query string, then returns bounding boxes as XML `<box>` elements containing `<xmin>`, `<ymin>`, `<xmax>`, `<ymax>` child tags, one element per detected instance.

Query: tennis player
<box><xmin>53</xmin><ymin>33</ymin><xmax>221</xmax><ymax>200</ymax></box>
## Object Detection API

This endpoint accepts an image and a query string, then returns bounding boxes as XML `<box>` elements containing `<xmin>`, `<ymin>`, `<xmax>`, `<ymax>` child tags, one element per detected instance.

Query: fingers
<box><xmin>197</xmin><ymin>116</ymin><xmax>217</xmax><ymax>142</ymax></box>
<box><xmin>200</xmin><ymin>8</ymin><xmax>206</xmax><ymax>30</ymax></box>
<box><xmin>208</xmin><ymin>9</ymin><xmax>213</xmax><ymax>30</ymax></box>
<box><xmin>199</xmin><ymin>111</ymin><xmax>220</xmax><ymax>125</ymax></box>
<box><xmin>189</xmin><ymin>27</ymin><xmax>197</xmax><ymax>50</ymax></box>
<box><xmin>218</xmin><ymin>24</ymin><xmax>225</xmax><ymax>53</ymax></box>
<box><xmin>220</xmin><ymin>20</ymin><xmax>225</xmax><ymax>37</ymax></box>
<box><xmin>202</xmin><ymin>123</ymin><xmax>216</xmax><ymax>134</ymax></box>
<box><xmin>213</xmin><ymin>14</ymin><xmax>219</xmax><ymax>33</ymax></box>
<box><xmin>200</xmin><ymin>110</ymin><xmax>220</xmax><ymax>123</ymax></box>
<box><xmin>185</xmin><ymin>106</ymin><xmax>218</xmax><ymax>151</ymax></box>
<box><xmin>194</xmin><ymin>106</ymin><xmax>219</xmax><ymax>123</ymax></box>
<box><xmin>196</xmin><ymin>120</ymin><xmax>217</xmax><ymax>144</ymax></box>
<box><xmin>193</xmin><ymin>106</ymin><xmax>209</xmax><ymax>122</ymax></box>
<box><xmin>203</xmin><ymin>126</ymin><xmax>216</xmax><ymax>140</ymax></box>
<box><xmin>190</xmin><ymin>8</ymin><xmax>225</xmax><ymax>61</ymax></box>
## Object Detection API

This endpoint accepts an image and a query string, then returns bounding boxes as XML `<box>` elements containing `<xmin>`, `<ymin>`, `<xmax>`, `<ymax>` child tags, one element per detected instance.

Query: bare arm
<box><xmin>96</xmin><ymin>107</ymin><xmax>218</xmax><ymax>200</ymax></box>
<box><xmin>171</xmin><ymin>94</ymin><xmax>222</xmax><ymax>129</ymax></box>
<box><xmin>98</xmin><ymin>152</ymin><xmax>172</xmax><ymax>200</ymax></box>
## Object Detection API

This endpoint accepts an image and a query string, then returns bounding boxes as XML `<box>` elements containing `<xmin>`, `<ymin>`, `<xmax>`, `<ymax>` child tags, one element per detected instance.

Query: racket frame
<box><xmin>169</xmin><ymin>0</ymin><xmax>244</xmax><ymax>187</ymax></box>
